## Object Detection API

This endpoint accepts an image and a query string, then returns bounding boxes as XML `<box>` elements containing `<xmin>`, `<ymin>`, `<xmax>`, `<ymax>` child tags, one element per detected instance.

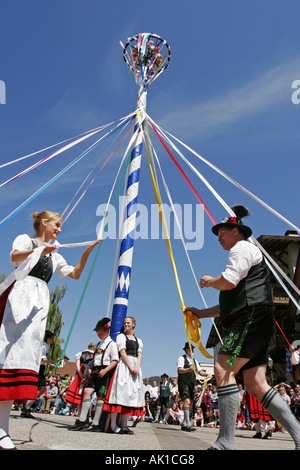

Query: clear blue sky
<box><xmin>0</xmin><ymin>0</ymin><xmax>299</xmax><ymax>378</ymax></box>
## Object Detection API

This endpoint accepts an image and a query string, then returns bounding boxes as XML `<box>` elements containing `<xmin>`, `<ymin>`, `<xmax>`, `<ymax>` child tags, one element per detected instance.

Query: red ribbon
<box><xmin>149</xmin><ymin>121</ymin><xmax>217</xmax><ymax>225</ymax></box>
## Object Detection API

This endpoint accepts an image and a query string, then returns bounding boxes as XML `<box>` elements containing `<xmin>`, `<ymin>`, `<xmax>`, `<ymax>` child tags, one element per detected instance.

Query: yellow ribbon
<box><xmin>135</xmin><ymin>111</ymin><xmax>213</xmax><ymax>360</ymax></box>
<box><xmin>198</xmin><ymin>375</ymin><xmax>213</xmax><ymax>405</ymax></box>
<box><xmin>183</xmin><ymin>310</ymin><xmax>214</xmax><ymax>359</ymax></box>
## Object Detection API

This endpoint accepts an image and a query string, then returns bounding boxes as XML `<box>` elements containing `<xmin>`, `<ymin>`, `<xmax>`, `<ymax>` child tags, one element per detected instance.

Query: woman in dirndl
<box><xmin>104</xmin><ymin>316</ymin><xmax>144</xmax><ymax>434</ymax></box>
<box><xmin>0</xmin><ymin>210</ymin><xmax>98</xmax><ymax>449</ymax></box>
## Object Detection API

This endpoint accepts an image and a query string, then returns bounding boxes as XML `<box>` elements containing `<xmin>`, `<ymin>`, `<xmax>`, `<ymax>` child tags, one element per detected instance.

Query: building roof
<box><xmin>56</xmin><ymin>361</ymin><xmax>77</xmax><ymax>378</ymax></box>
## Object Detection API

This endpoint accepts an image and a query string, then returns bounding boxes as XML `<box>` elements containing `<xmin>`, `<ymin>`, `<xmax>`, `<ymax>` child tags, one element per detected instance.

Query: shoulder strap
<box><xmin>101</xmin><ymin>340</ymin><xmax>113</xmax><ymax>366</ymax></box>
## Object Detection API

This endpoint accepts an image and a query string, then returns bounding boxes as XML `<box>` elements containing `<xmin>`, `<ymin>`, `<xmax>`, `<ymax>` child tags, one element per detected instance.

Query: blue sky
<box><xmin>0</xmin><ymin>0</ymin><xmax>299</xmax><ymax>378</ymax></box>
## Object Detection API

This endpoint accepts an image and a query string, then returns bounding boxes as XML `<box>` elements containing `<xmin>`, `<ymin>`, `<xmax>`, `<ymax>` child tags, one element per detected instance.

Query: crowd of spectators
<box><xmin>141</xmin><ymin>376</ymin><xmax>300</xmax><ymax>437</ymax></box>
<box><xmin>14</xmin><ymin>366</ymin><xmax>300</xmax><ymax>440</ymax></box>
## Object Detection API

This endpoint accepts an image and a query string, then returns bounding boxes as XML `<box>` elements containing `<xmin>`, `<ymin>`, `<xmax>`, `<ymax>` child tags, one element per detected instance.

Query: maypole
<box><xmin>110</xmin><ymin>33</ymin><xmax>171</xmax><ymax>340</ymax></box>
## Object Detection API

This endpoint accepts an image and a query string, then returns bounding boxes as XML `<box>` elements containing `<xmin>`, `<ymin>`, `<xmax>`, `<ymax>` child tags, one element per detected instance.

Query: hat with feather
<box><xmin>93</xmin><ymin>317</ymin><xmax>111</xmax><ymax>331</ymax></box>
<box><xmin>212</xmin><ymin>205</ymin><xmax>252</xmax><ymax>239</ymax></box>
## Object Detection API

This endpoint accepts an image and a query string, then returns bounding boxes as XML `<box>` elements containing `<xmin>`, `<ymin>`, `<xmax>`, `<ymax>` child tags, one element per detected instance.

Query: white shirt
<box><xmin>40</xmin><ymin>341</ymin><xmax>50</xmax><ymax>365</ymax></box>
<box><xmin>177</xmin><ymin>354</ymin><xmax>201</xmax><ymax>373</ymax></box>
<box><xmin>222</xmin><ymin>240</ymin><xmax>263</xmax><ymax>287</ymax></box>
<box><xmin>150</xmin><ymin>386</ymin><xmax>159</xmax><ymax>399</ymax></box>
<box><xmin>93</xmin><ymin>336</ymin><xmax>119</xmax><ymax>367</ymax></box>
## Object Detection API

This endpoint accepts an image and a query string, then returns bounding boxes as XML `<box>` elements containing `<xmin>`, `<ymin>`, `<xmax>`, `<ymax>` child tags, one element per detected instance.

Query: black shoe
<box><xmin>68</xmin><ymin>419</ymin><xmax>89</xmax><ymax>431</ymax></box>
<box><xmin>263</xmin><ymin>430</ymin><xmax>272</xmax><ymax>439</ymax></box>
<box><xmin>122</xmin><ymin>427</ymin><xmax>134</xmax><ymax>435</ymax></box>
<box><xmin>253</xmin><ymin>432</ymin><xmax>262</xmax><ymax>438</ymax></box>
<box><xmin>185</xmin><ymin>426</ymin><xmax>196</xmax><ymax>432</ymax></box>
<box><xmin>20</xmin><ymin>409</ymin><xmax>35</xmax><ymax>419</ymax></box>
<box><xmin>82</xmin><ymin>424</ymin><xmax>101</xmax><ymax>432</ymax></box>
<box><xmin>181</xmin><ymin>425</ymin><xmax>196</xmax><ymax>432</ymax></box>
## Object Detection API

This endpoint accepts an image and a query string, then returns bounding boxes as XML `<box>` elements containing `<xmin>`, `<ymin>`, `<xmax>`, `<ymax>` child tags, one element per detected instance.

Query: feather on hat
<box><xmin>212</xmin><ymin>205</ymin><xmax>252</xmax><ymax>238</ymax></box>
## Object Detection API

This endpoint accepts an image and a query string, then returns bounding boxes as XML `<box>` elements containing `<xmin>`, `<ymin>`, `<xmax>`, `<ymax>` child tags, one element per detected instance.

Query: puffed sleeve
<box><xmin>75</xmin><ymin>352</ymin><xmax>82</xmax><ymax>361</ymax></box>
<box><xmin>137</xmin><ymin>337</ymin><xmax>143</xmax><ymax>352</ymax></box>
<box><xmin>52</xmin><ymin>252</ymin><xmax>74</xmax><ymax>279</ymax></box>
<box><xmin>116</xmin><ymin>333</ymin><xmax>126</xmax><ymax>352</ymax></box>
<box><xmin>9</xmin><ymin>234</ymin><xmax>33</xmax><ymax>267</ymax></box>
<box><xmin>109</xmin><ymin>342</ymin><xmax>119</xmax><ymax>363</ymax></box>
<box><xmin>291</xmin><ymin>350</ymin><xmax>300</xmax><ymax>366</ymax></box>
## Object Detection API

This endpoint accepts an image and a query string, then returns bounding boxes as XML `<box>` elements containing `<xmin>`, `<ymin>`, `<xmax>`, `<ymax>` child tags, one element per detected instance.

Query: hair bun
<box><xmin>32</xmin><ymin>212</ymin><xmax>40</xmax><ymax>220</ymax></box>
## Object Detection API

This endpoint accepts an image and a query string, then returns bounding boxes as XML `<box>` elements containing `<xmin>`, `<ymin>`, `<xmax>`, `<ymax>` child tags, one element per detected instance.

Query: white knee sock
<box><xmin>212</xmin><ymin>384</ymin><xmax>240</xmax><ymax>450</ymax></box>
<box><xmin>92</xmin><ymin>403</ymin><xmax>102</xmax><ymax>426</ymax></box>
<box><xmin>110</xmin><ymin>412</ymin><xmax>118</xmax><ymax>431</ymax></box>
<box><xmin>261</xmin><ymin>388</ymin><xmax>300</xmax><ymax>449</ymax></box>
<box><xmin>0</xmin><ymin>401</ymin><xmax>15</xmax><ymax>449</ymax></box>
<box><xmin>121</xmin><ymin>414</ymin><xmax>127</xmax><ymax>429</ymax></box>
<box><xmin>78</xmin><ymin>399</ymin><xmax>91</xmax><ymax>422</ymax></box>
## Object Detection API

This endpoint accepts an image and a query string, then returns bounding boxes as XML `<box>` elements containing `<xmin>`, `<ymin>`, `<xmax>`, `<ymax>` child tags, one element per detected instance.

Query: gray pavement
<box><xmin>8</xmin><ymin>410</ymin><xmax>296</xmax><ymax>452</ymax></box>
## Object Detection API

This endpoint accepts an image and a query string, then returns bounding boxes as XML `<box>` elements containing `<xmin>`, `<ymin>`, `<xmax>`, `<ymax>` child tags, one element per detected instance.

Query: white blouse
<box><xmin>10</xmin><ymin>233</ymin><xmax>74</xmax><ymax>279</ymax></box>
<box><xmin>116</xmin><ymin>333</ymin><xmax>143</xmax><ymax>353</ymax></box>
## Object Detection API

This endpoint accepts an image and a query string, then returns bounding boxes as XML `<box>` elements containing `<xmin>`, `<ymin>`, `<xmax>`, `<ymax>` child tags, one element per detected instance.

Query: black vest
<box><xmin>80</xmin><ymin>350</ymin><xmax>95</xmax><ymax>365</ymax></box>
<box><xmin>28</xmin><ymin>239</ymin><xmax>53</xmax><ymax>283</ymax></box>
<box><xmin>178</xmin><ymin>355</ymin><xmax>197</xmax><ymax>386</ymax></box>
<box><xmin>124</xmin><ymin>334</ymin><xmax>139</xmax><ymax>357</ymax></box>
<box><xmin>219</xmin><ymin>259</ymin><xmax>273</xmax><ymax>319</ymax></box>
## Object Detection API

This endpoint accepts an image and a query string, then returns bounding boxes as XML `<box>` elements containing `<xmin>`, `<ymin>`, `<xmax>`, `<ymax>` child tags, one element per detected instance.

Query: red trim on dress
<box><xmin>0</xmin><ymin>369</ymin><xmax>39</xmax><ymax>401</ymax></box>
<box><xmin>0</xmin><ymin>282</ymin><xmax>15</xmax><ymax>328</ymax></box>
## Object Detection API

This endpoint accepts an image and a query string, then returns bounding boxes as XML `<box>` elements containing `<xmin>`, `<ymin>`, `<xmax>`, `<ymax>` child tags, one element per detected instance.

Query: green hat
<box><xmin>93</xmin><ymin>317</ymin><xmax>111</xmax><ymax>331</ymax></box>
<box><xmin>212</xmin><ymin>205</ymin><xmax>252</xmax><ymax>239</ymax></box>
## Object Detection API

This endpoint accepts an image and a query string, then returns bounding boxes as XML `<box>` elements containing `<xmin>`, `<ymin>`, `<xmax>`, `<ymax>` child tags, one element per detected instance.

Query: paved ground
<box><xmin>8</xmin><ymin>410</ymin><xmax>296</xmax><ymax>453</ymax></box>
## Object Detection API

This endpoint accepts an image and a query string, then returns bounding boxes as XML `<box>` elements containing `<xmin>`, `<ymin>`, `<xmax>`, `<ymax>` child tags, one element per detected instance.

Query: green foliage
<box><xmin>46</xmin><ymin>285</ymin><xmax>67</xmax><ymax>368</ymax></box>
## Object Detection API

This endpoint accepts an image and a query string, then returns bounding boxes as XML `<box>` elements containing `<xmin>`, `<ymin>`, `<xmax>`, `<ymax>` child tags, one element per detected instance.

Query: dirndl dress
<box><xmin>0</xmin><ymin>234</ymin><xmax>74</xmax><ymax>401</ymax></box>
<box><xmin>103</xmin><ymin>333</ymin><xmax>144</xmax><ymax>417</ymax></box>
<box><xmin>245</xmin><ymin>391</ymin><xmax>272</xmax><ymax>421</ymax></box>
<box><xmin>65</xmin><ymin>350</ymin><xmax>94</xmax><ymax>406</ymax></box>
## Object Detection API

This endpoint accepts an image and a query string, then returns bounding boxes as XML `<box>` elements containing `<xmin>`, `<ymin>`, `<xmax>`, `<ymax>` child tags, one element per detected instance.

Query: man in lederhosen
<box><xmin>185</xmin><ymin>204</ymin><xmax>300</xmax><ymax>450</ymax></box>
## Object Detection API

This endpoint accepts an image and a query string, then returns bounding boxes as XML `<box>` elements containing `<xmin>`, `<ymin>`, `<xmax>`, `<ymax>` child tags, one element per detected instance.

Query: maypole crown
<box><xmin>122</xmin><ymin>32</ymin><xmax>171</xmax><ymax>91</ymax></box>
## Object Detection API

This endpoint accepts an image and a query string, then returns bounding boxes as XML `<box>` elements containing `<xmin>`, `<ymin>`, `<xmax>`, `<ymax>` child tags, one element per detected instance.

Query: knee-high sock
<box><xmin>78</xmin><ymin>399</ymin><xmax>91</xmax><ymax>422</ymax></box>
<box><xmin>25</xmin><ymin>400</ymin><xmax>36</xmax><ymax>410</ymax></box>
<box><xmin>110</xmin><ymin>412</ymin><xmax>118</xmax><ymax>430</ymax></box>
<box><xmin>121</xmin><ymin>414</ymin><xmax>128</xmax><ymax>428</ymax></box>
<box><xmin>261</xmin><ymin>388</ymin><xmax>300</xmax><ymax>449</ymax></box>
<box><xmin>92</xmin><ymin>403</ymin><xmax>102</xmax><ymax>426</ymax></box>
<box><xmin>183</xmin><ymin>407</ymin><xmax>190</xmax><ymax>427</ymax></box>
<box><xmin>0</xmin><ymin>401</ymin><xmax>15</xmax><ymax>449</ymax></box>
<box><xmin>212</xmin><ymin>384</ymin><xmax>240</xmax><ymax>450</ymax></box>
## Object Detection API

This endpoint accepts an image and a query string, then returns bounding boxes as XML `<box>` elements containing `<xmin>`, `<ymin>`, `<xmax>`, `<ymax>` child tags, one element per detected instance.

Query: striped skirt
<box><xmin>245</xmin><ymin>391</ymin><xmax>272</xmax><ymax>421</ymax></box>
<box><xmin>0</xmin><ymin>369</ymin><xmax>39</xmax><ymax>401</ymax></box>
<box><xmin>64</xmin><ymin>367</ymin><xmax>85</xmax><ymax>406</ymax></box>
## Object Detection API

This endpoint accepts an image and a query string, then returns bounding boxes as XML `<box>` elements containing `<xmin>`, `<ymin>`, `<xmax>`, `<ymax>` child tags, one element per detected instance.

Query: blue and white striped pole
<box><xmin>110</xmin><ymin>33</ymin><xmax>170</xmax><ymax>339</ymax></box>
<box><xmin>110</xmin><ymin>90</ymin><xmax>146</xmax><ymax>340</ymax></box>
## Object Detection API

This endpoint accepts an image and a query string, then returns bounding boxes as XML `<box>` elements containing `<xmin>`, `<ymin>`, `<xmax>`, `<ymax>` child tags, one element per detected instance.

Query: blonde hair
<box><xmin>32</xmin><ymin>211</ymin><xmax>61</xmax><ymax>235</ymax></box>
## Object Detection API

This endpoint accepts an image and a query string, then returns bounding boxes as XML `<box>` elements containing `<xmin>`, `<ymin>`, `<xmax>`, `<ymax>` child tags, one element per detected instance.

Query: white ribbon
<box><xmin>0</xmin><ymin>239</ymin><xmax>103</xmax><ymax>296</ymax></box>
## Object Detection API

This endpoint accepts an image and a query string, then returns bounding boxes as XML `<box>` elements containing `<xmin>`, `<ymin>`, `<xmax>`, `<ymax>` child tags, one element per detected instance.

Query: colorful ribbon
<box><xmin>136</xmin><ymin>111</ymin><xmax>213</xmax><ymax>359</ymax></box>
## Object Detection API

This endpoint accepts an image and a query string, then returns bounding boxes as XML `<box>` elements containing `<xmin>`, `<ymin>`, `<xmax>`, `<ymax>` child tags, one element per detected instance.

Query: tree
<box><xmin>46</xmin><ymin>285</ymin><xmax>67</xmax><ymax>366</ymax></box>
